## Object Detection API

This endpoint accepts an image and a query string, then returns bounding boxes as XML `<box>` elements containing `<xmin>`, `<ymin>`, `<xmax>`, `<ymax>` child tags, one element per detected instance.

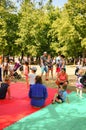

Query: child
<box><xmin>76</xmin><ymin>69</ymin><xmax>84</xmax><ymax>98</ymax></box>
<box><xmin>52</xmin><ymin>85</ymin><xmax>69</xmax><ymax>104</ymax></box>
<box><xmin>0</xmin><ymin>76</ymin><xmax>11</xmax><ymax>99</ymax></box>
<box><xmin>9</xmin><ymin>60</ymin><xmax>14</xmax><ymax>78</ymax></box>
<box><xmin>28</xmin><ymin>67</ymin><xmax>37</xmax><ymax>87</ymax></box>
<box><xmin>23</xmin><ymin>61</ymin><xmax>29</xmax><ymax>88</ymax></box>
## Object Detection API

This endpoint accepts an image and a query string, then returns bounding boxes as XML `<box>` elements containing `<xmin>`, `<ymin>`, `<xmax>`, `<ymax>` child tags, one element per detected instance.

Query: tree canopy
<box><xmin>0</xmin><ymin>0</ymin><xmax>86</xmax><ymax>59</ymax></box>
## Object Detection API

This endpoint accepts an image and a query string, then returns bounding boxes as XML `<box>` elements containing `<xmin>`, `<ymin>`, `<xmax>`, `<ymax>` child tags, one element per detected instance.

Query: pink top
<box><xmin>23</xmin><ymin>65</ymin><xmax>29</xmax><ymax>76</ymax></box>
<box><xmin>59</xmin><ymin>72</ymin><xmax>67</xmax><ymax>81</ymax></box>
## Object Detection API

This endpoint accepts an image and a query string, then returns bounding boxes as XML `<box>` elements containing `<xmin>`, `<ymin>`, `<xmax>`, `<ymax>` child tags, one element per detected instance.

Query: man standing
<box><xmin>40</xmin><ymin>52</ymin><xmax>48</xmax><ymax>80</ymax></box>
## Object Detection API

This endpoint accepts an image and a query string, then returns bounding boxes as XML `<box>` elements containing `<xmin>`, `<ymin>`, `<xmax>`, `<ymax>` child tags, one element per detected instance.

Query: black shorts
<box><xmin>56</xmin><ymin>95</ymin><xmax>64</xmax><ymax>102</ymax></box>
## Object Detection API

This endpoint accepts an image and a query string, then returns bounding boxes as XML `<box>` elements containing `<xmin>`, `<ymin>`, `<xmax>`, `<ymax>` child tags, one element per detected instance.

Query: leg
<box><xmin>45</xmin><ymin>66</ymin><xmax>48</xmax><ymax>80</ymax></box>
<box><xmin>80</xmin><ymin>89</ymin><xmax>83</xmax><ymax>98</ymax></box>
<box><xmin>41</xmin><ymin>66</ymin><xmax>44</xmax><ymax>78</ymax></box>
<box><xmin>51</xmin><ymin>68</ymin><xmax>53</xmax><ymax>79</ymax></box>
<box><xmin>52</xmin><ymin>93</ymin><xmax>58</xmax><ymax>103</ymax></box>
<box><xmin>76</xmin><ymin>88</ymin><xmax>79</xmax><ymax>96</ymax></box>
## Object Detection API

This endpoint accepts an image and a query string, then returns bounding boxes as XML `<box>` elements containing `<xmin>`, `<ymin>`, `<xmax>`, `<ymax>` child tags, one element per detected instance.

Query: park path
<box><xmin>30</xmin><ymin>65</ymin><xmax>76</xmax><ymax>76</ymax></box>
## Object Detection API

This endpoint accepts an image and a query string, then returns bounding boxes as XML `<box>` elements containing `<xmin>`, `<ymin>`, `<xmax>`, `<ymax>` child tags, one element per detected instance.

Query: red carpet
<box><xmin>0</xmin><ymin>82</ymin><xmax>57</xmax><ymax>130</ymax></box>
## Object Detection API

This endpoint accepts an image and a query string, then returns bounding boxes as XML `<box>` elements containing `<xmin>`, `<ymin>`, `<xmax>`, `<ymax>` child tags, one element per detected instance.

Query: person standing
<box><xmin>3</xmin><ymin>57</ymin><xmax>9</xmax><ymax>78</ymax></box>
<box><xmin>75</xmin><ymin>69</ymin><xmax>84</xmax><ymax>98</ymax></box>
<box><xmin>29</xmin><ymin>75</ymin><xmax>48</xmax><ymax>107</ymax></box>
<box><xmin>40</xmin><ymin>52</ymin><xmax>48</xmax><ymax>80</ymax></box>
<box><xmin>23</xmin><ymin>61</ymin><xmax>29</xmax><ymax>88</ymax></box>
<box><xmin>28</xmin><ymin>67</ymin><xmax>37</xmax><ymax>87</ymax></box>
<box><xmin>47</xmin><ymin>54</ymin><xmax>53</xmax><ymax>80</ymax></box>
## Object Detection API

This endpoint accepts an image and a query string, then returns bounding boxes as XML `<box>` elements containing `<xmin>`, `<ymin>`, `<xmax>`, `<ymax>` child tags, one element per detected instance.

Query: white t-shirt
<box><xmin>55</xmin><ymin>56</ymin><xmax>61</xmax><ymax>64</ymax></box>
<box><xmin>28</xmin><ymin>73</ymin><xmax>36</xmax><ymax>85</ymax></box>
<box><xmin>9</xmin><ymin>64</ymin><xmax>14</xmax><ymax>71</ymax></box>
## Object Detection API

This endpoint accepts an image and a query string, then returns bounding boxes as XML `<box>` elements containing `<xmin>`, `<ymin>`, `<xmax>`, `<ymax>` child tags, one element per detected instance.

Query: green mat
<box><xmin>4</xmin><ymin>92</ymin><xmax>86</xmax><ymax>130</ymax></box>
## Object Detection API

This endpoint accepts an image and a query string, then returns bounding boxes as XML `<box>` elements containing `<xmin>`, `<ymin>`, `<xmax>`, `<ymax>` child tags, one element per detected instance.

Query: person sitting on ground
<box><xmin>29</xmin><ymin>75</ymin><xmax>48</xmax><ymax>107</ymax></box>
<box><xmin>55</xmin><ymin>68</ymin><xmax>68</xmax><ymax>88</ymax></box>
<box><xmin>52</xmin><ymin>85</ymin><xmax>69</xmax><ymax>104</ymax></box>
<box><xmin>28</xmin><ymin>67</ymin><xmax>37</xmax><ymax>87</ymax></box>
<box><xmin>0</xmin><ymin>76</ymin><xmax>11</xmax><ymax>99</ymax></box>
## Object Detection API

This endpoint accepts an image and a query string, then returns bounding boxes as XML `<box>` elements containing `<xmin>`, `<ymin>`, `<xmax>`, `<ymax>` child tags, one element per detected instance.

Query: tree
<box><xmin>0</xmin><ymin>0</ymin><xmax>18</xmax><ymax>56</ymax></box>
<box><xmin>65</xmin><ymin>0</ymin><xmax>86</xmax><ymax>57</ymax></box>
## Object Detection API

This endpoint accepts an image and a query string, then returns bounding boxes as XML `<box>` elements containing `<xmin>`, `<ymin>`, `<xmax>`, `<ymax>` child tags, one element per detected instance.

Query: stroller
<box><xmin>13</xmin><ymin>63</ymin><xmax>23</xmax><ymax>80</ymax></box>
<box><xmin>80</xmin><ymin>72</ymin><xmax>86</xmax><ymax>88</ymax></box>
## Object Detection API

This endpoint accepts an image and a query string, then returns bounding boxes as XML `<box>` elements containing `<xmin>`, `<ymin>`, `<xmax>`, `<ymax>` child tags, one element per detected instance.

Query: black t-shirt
<box><xmin>0</xmin><ymin>83</ymin><xmax>9</xmax><ymax>99</ymax></box>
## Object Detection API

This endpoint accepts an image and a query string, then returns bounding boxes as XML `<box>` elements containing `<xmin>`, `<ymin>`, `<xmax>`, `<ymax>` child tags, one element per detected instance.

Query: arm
<box><xmin>66</xmin><ymin>74</ymin><xmax>68</xmax><ymax>82</ymax></box>
<box><xmin>7</xmin><ymin>87</ymin><xmax>11</xmax><ymax>99</ymax></box>
<box><xmin>55</xmin><ymin>73</ymin><xmax>60</xmax><ymax>85</ymax></box>
<box><xmin>29</xmin><ymin>87</ymin><xmax>32</xmax><ymax>98</ymax></box>
<box><xmin>52</xmin><ymin>93</ymin><xmax>58</xmax><ymax>103</ymax></box>
<box><xmin>40</xmin><ymin>57</ymin><xmax>44</xmax><ymax>66</ymax></box>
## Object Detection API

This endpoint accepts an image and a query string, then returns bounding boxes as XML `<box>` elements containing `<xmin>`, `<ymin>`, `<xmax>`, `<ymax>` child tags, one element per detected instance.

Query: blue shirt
<box><xmin>29</xmin><ymin>83</ymin><xmax>48</xmax><ymax>107</ymax></box>
<box><xmin>59</xmin><ymin>90</ymin><xmax>68</xmax><ymax>102</ymax></box>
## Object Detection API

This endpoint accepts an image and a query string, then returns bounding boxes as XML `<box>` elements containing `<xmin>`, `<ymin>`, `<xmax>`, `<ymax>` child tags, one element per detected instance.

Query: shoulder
<box><xmin>41</xmin><ymin>55</ymin><xmax>43</xmax><ymax>59</ymax></box>
<box><xmin>1</xmin><ymin>83</ymin><xmax>9</xmax><ymax>88</ymax></box>
<box><xmin>63</xmin><ymin>91</ymin><xmax>68</xmax><ymax>95</ymax></box>
<box><xmin>41</xmin><ymin>84</ymin><xmax>47</xmax><ymax>89</ymax></box>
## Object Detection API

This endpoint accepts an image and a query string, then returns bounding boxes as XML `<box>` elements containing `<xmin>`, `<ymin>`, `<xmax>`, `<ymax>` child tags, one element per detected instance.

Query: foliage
<box><xmin>0</xmin><ymin>0</ymin><xmax>86</xmax><ymax>59</ymax></box>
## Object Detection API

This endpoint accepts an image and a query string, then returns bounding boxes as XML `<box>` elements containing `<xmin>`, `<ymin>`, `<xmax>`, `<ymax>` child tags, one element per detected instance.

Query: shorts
<box><xmin>76</xmin><ymin>82</ymin><xmax>83</xmax><ymax>89</ymax></box>
<box><xmin>41</xmin><ymin>66</ymin><xmax>48</xmax><ymax>73</ymax></box>
<box><xmin>56</xmin><ymin>95</ymin><xmax>64</xmax><ymax>102</ymax></box>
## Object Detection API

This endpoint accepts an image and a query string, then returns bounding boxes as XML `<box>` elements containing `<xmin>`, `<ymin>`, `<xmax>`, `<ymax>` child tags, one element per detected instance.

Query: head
<box><xmin>61</xmin><ymin>68</ymin><xmax>66</xmax><ymax>73</ymax></box>
<box><xmin>35</xmin><ymin>75</ymin><xmax>42</xmax><ymax>84</ymax></box>
<box><xmin>30</xmin><ymin>67</ymin><xmax>37</xmax><ymax>73</ymax></box>
<box><xmin>4</xmin><ymin>76</ymin><xmax>11</xmax><ymax>85</ymax></box>
<box><xmin>78</xmin><ymin>69</ymin><xmax>84</xmax><ymax>76</ymax></box>
<box><xmin>62</xmin><ymin>85</ymin><xmax>67</xmax><ymax>91</ymax></box>
<box><xmin>48</xmin><ymin>54</ymin><xmax>51</xmax><ymax>59</ymax></box>
<box><xmin>4</xmin><ymin>57</ymin><xmax>8</xmax><ymax>62</ymax></box>
<box><xmin>61</xmin><ymin>55</ymin><xmax>65</xmax><ymax>59</ymax></box>
<box><xmin>43</xmin><ymin>51</ymin><xmax>47</xmax><ymax>57</ymax></box>
<box><xmin>0</xmin><ymin>55</ymin><xmax>2</xmax><ymax>64</ymax></box>
<box><xmin>24</xmin><ymin>61</ymin><xmax>29</xmax><ymax>66</ymax></box>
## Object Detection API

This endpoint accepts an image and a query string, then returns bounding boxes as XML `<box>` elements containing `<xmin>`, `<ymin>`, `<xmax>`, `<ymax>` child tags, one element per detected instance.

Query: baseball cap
<box><xmin>30</xmin><ymin>67</ymin><xmax>37</xmax><ymax>71</ymax></box>
<box><xmin>43</xmin><ymin>51</ymin><xmax>47</xmax><ymax>54</ymax></box>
